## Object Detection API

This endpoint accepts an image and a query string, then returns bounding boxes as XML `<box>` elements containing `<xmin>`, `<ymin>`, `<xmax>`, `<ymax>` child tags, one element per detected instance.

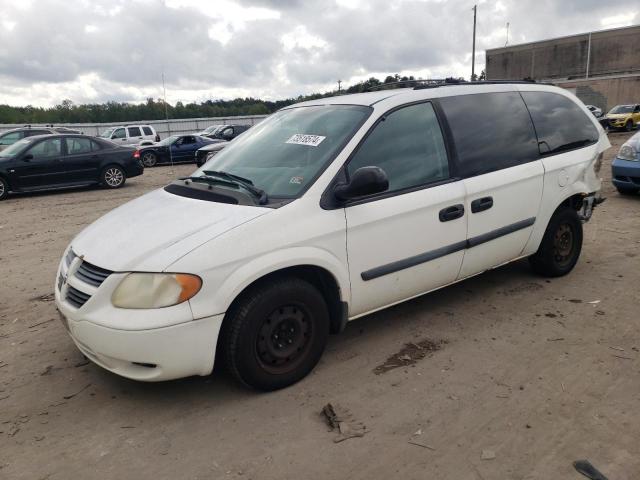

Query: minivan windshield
<box><xmin>196</xmin><ymin>105</ymin><xmax>371</xmax><ymax>198</ymax></box>
<box><xmin>609</xmin><ymin>105</ymin><xmax>633</xmax><ymax>114</ymax></box>
<box><xmin>0</xmin><ymin>138</ymin><xmax>34</xmax><ymax>157</ymax></box>
<box><xmin>99</xmin><ymin>127</ymin><xmax>115</xmax><ymax>138</ymax></box>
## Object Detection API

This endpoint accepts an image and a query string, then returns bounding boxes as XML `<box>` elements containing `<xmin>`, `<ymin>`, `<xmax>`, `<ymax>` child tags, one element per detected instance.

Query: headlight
<box><xmin>111</xmin><ymin>273</ymin><xmax>202</xmax><ymax>309</ymax></box>
<box><xmin>618</xmin><ymin>144</ymin><xmax>638</xmax><ymax>161</ymax></box>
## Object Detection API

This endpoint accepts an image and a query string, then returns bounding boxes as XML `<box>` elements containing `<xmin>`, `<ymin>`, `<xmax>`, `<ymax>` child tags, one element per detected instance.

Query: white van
<box><xmin>99</xmin><ymin>125</ymin><xmax>159</xmax><ymax>146</ymax></box>
<box><xmin>55</xmin><ymin>82</ymin><xmax>609</xmax><ymax>390</ymax></box>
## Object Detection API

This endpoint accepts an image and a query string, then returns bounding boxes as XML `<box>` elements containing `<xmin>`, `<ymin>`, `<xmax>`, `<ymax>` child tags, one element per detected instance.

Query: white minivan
<box><xmin>55</xmin><ymin>82</ymin><xmax>609</xmax><ymax>390</ymax></box>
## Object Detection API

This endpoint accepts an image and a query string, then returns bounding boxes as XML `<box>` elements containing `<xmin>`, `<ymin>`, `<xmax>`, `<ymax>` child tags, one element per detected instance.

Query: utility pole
<box><xmin>505</xmin><ymin>22</ymin><xmax>510</xmax><ymax>47</ymax></box>
<box><xmin>337</xmin><ymin>79</ymin><xmax>342</xmax><ymax>93</ymax></box>
<box><xmin>162</xmin><ymin>71</ymin><xmax>174</xmax><ymax>166</ymax></box>
<box><xmin>471</xmin><ymin>4</ymin><xmax>477</xmax><ymax>81</ymax></box>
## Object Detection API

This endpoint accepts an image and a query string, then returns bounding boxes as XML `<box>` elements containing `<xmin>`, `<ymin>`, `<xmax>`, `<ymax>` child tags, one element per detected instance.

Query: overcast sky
<box><xmin>0</xmin><ymin>0</ymin><xmax>638</xmax><ymax>107</ymax></box>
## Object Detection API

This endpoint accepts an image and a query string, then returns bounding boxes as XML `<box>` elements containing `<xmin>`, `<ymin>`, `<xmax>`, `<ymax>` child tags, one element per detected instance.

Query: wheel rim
<box><xmin>104</xmin><ymin>168</ymin><xmax>124</xmax><ymax>187</ymax></box>
<box><xmin>0</xmin><ymin>180</ymin><xmax>5</xmax><ymax>197</ymax></box>
<box><xmin>142</xmin><ymin>153</ymin><xmax>156</xmax><ymax>167</ymax></box>
<box><xmin>256</xmin><ymin>305</ymin><xmax>313</xmax><ymax>374</ymax></box>
<box><xmin>553</xmin><ymin>223</ymin><xmax>574</xmax><ymax>267</ymax></box>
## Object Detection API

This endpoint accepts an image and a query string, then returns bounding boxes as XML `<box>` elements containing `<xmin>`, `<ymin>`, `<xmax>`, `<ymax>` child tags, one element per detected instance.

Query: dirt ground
<box><xmin>1</xmin><ymin>132</ymin><xmax>639</xmax><ymax>480</ymax></box>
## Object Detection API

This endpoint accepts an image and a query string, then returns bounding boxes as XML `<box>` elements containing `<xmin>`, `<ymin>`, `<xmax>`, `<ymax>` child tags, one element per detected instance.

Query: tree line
<box><xmin>0</xmin><ymin>73</ymin><xmax>480</xmax><ymax>125</ymax></box>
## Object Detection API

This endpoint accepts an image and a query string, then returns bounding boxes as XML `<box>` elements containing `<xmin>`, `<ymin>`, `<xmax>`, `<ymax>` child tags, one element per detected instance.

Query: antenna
<box><xmin>471</xmin><ymin>5</ymin><xmax>477</xmax><ymax>81</ymax></box>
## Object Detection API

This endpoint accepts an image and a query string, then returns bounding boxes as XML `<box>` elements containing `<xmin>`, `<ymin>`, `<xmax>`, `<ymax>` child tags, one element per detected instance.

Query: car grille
<box><xmin>66</xmin><ymin>285</ymin><xmax>91</xmax><ymax>309</ymax></box>
<box><xmin>75</xmin><ymin>261</ymin><xmax>112</xmax><ymax>287</ymax></box>
<box><xmin>58</xmin><ymin>252</ymin><xmax>113</xmax><ymax>309</ymax></box>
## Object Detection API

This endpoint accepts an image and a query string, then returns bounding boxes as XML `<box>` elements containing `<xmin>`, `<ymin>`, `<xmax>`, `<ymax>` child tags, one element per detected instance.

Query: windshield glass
<box><xmin>197</xmin><ymin>105</ymin><xmax>371</xmax><ymax>198</ymax></box>
<box><xmin>157</xmin><ymin>135</ymin><xmax>180</xmax><ymax>146</ymax></box>
<box><xmin>99</xmin><ymin>127</ymin><xmax>115</xmax><ymax>138</ymax></box>
<box><xmin>610</xmin><ymin>105</ymin><xmax>633</xmax><ymax>114</ymax></box>
<box><xmin>203</xmin><ymin>126</ymin><xmax>220</xmax><ymax>134</ymax></box>
<box><xmin>0</xmin><ymin>138</ymin><xmax>34</xmax><ymax>157</ymax></box>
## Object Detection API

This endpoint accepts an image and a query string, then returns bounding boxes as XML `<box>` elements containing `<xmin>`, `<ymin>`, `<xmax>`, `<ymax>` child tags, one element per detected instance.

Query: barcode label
<box><xmin>285</xmin><ymin>134</ymin><xmax>326</xmax><ymax>147</ymax></box>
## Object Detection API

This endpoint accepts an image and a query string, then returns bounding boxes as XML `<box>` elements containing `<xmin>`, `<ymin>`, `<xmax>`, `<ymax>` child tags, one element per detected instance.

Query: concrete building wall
<box><xmin>555</xmin><ymin>75</ymin><xmax>640</xmax><ymax>112</ymax></box>
<box><xmin>486</xmin><ymin>25</ymin><xmax>640</xmax><ymax>81</ymax></box>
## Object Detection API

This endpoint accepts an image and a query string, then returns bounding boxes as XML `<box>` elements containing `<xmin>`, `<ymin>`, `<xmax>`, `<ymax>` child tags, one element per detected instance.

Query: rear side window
<box><xmin>66</xmin><ymin>137</ymin><xmax>92</xmax><ymax>155</ymax></box>
<box><xmin>521</xmin><ymin>91</ymin><xmax>598</xmax><ymax>155</ymax></box>
<box><xmin>90</xmin><ymin>140</ymin><xmax>103</xmax><ymax>151</ymax></box>
<box><xmin>128</xmin><ymin>126</ymin><xmax>142</xmax><ymax>137</ymax></box>
<box><xmin>440</xmin><ymin>92</ymin><xmax>539</xmax><ymax>177</ymax></box>
<box><xmin>142</xmin><ymin>126</ymin><xmax>153</xmax><ymax>135</ymax></box>
<box><xmin>347</xmin><ymin>102</ymin><xmax>449</xmax><ymax>193</ymax></box>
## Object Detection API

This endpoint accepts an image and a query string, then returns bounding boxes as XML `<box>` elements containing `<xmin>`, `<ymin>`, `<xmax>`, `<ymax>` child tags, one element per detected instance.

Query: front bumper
<box><xmin>54</xmin><ymin>251</ymin><xmax>223</xmax><ymax>381</ymax></box>
<box><xmin>611</xmin><ymin>157</ymin><xmax>640</xmax><ymax>189</ymax></box>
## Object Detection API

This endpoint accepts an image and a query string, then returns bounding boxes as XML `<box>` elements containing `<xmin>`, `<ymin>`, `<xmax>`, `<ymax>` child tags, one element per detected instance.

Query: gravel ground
<box><xmin>1</xmin><ymin>132</ymin><xmax>639</xmax><ymax>479</ymax></box>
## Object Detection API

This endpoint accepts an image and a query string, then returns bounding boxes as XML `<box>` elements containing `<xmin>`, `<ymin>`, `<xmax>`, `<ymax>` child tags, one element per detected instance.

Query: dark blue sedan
<box><xmin>135</xmin><ymin>135</ymin><xmax>217</xmax><ymax>167</ymax></box>
<box><xmin>611</xmin><ymin>131</ymin><xmax>640</xmax><ymax>195</ymax></box>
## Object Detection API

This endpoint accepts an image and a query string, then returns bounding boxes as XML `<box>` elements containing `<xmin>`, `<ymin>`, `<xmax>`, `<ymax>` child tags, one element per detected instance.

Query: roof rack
<box><xmin>366</xmin><ymin>78</ymin><xmax>541</xmax><ymax>92</ymax></box>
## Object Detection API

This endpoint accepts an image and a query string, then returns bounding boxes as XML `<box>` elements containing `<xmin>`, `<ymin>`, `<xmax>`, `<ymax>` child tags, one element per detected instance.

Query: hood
<box><xmin>199</xmin><ymin>142</ymin><xmax>228</xmax><ymax>152</ymax></box>
<box><xmin>71</xmin><ymin>188</ymin><xmax>271</xmax><ymax>272</ymax></box>
<box><xmin>606</xmin><ymin>113</ymin><xmax>630</xmax><ymax>119</ymax></box>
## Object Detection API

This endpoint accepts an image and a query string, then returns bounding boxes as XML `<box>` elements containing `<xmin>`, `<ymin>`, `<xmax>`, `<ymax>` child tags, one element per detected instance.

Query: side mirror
<box><xmin>334</xmin><ymin>166</ymin><xmax>389</xmax><ymax>201</ymax></box>
<box><xmin>22</xmin><ymin>153</ymin><xmax>34</xmax><ymax>162</ymax></box>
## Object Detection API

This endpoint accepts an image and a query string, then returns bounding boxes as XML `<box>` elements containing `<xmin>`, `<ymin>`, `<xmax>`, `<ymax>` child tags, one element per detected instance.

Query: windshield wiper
<box><xmin>202</xmin><ymin>170</ymin><xmax>268</xmax><ymax>205</ymax></box>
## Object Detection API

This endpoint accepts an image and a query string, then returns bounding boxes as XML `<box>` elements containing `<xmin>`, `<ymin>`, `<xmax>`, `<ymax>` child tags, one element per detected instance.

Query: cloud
<box><xmin>0</xmin><ymin>0</ymin><xmax>637</xmax><ymax>107</ymax></box>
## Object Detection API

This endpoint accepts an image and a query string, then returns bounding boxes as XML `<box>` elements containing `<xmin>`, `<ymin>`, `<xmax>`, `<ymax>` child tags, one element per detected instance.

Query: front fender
<box><xmin>188</xmin><ymin>246</ymin><xmax>351</xmax><ymax>320</ymax></box>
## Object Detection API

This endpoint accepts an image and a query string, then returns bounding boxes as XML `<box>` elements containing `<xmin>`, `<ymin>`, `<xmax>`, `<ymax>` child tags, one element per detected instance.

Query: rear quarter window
<box><xmin>521</xmin><ymin>91</ymin><xmax>598</xmax><ymax>155</ymax></box>
<box><xmin>142</xmin><ymin>126</ymin><xmax>153</xmax><ymax>135</ymax></box>
<box><xmin>439</xmin><ymin>92</ymin><xmax>539</xmax><ymax>177</ymax></box>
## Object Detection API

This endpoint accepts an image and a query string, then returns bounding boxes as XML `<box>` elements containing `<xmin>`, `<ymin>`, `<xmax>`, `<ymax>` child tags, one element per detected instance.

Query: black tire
<box><xmin>616</xmin><ymin>186</ymin><xmax>638</xmax><ymax>195</ymax></box>
<box><xmin>141</xmin><ymin>151</ymin><xmax>157</xmax><ymax>167</ymax></box>
<box><xmin>101</xmin><ymin>165</ymin><xmax>126</xmax><ymax>189</ymax></box>
<box><xmin>625</xmin><ymin>120</ymin><xmax>634</xmax><ymax>132</ymax></box>
<box><xmin>221</xmin><ymin>277</ymin><xmax>330</xmax><ymax>391</ymax></box>
<box><xmin>529</xmin><ymin>207</ymin><xmax>583</xmax><ymax>277</ymax></box>
<box><xmin>0</xmin><ymin>176</ymin><xmax>9</xmax><ymax>201</ymax></box>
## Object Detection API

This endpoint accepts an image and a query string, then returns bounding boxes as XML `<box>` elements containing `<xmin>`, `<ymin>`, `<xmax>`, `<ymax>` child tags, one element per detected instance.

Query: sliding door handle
<box><xmin>439</xmin><ymin>204</ymin><xmax>465</xmax><ymax>222</ymax></box>
<box><xmin>471</xmin><ymin>196</ymin><xmax>493</xmax><ymax>213</ymax></box>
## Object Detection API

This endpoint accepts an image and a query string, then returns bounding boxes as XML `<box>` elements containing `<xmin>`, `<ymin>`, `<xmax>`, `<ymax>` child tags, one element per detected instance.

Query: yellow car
<box><xmin>605</xmin><ymin>104</ymin><xmax>640</xmax><ymax>131</ymax></box>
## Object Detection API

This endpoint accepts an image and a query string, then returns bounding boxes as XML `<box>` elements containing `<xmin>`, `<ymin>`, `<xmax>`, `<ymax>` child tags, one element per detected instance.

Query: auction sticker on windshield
<box><xmin>286</xmin><ymin>134</ymin><xmax>326</xmax><ymax>147</ymax></box>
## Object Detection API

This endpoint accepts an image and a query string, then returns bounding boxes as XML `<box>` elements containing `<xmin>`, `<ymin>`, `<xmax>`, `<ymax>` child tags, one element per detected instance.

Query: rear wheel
<box><xmin>0</xmin><ymin>177</ymin><xmax>8</xmax><ymax>201</ymax></box>
<box><xmin>221</xmin><ymin>277</ymin><xmax>330</xmax><ymax>391</ymax></box>
<box><xmin>101</xmin><ymin>165</ymin><xmax>126</xmax><ymax>189</ymax></box>
<box><xmin>529</xmin><ymin>207</ymin><xmax>583</xmax><ymax>277</ymax></box>
<box><xmin>141</xmin><ymin>152</ymin><xmax>157</xmax><ymax>167</ymax></box>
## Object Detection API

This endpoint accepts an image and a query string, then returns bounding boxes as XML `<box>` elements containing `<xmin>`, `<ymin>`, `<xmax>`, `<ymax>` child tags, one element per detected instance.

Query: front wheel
<box><xmin>221</xmin><ymin>277</ymin><xmax>330</xmax><ymax>391</ymax></box>
<box><xmin>617</xmin><ymin>186</ymin><xmax>638</xmax><ymax>195</ymax></box>
<box><xmin>529</xmin><ymin>207</ymin><xmax>583</xmax><ymax>277</ymax></box>
<box><xmin>0</xmin><ymin>176</ymin><xmax>9</xmax><ymax>201</ymax></box>
<box><xmin>101</xmin><ymin>165</ymin><xmax>126</xmax><ymax>189</ymax></box>
<box><xmin>625</xmin><ymin>120</ymin><xmax>634</xmax><ymax>132</ymax></box>
<box><xmin>141</xmin><ymin>152</ymin><xmax>157</xmax><ymax>167</ymax></box>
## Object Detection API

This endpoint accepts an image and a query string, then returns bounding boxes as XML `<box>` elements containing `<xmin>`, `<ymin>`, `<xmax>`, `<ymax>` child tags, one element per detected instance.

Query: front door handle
<box><xmin>471</xmin><ymin>196</ymin><xmax>493</xmax><ymax>213</ymax></box>
<box><xmin>439</xmin><ymin>204</ymin><xmax>465</xmax><ymax>222</ymax></box>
